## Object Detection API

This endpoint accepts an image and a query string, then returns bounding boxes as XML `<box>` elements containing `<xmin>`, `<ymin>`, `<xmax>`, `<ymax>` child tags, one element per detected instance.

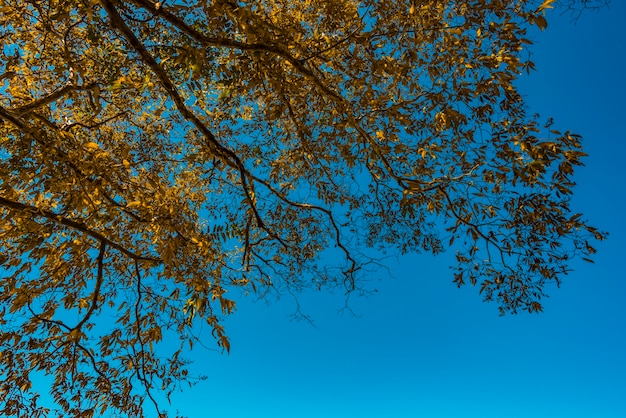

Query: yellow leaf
<box><xmin>536</xmin><ymin>0</ymin><xmax>555</xmax><ymax>12</ymax></box>
<box><xmin>59</xmin><ymin>131</ymin><xmax>74</xmax><ymax>139</ymax></box>
<box><xmin>533</xmin><ymin>15</ymin><xmax>548</xmax><ymax>31</ymax></box>
<box><xmin>85</xmin><ymin>142</ymin><xmax>99</xmax><ymax>151</ymax></box>
<box><xmin>106</xmin><ymin>83</ymin><xmax>123</xmax><ymax>91</ymax></box>
<box><xmin>219</xmin><ymin>297</ymin><xmax>236</xmax><ymax>315</ymax></box>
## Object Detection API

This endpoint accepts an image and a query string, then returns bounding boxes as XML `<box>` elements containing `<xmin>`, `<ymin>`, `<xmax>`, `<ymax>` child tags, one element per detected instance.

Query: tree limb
<box><xmin>0</xmin><ymin>195</ymin><xmax>160</xmax><ymax>263</ymax></box>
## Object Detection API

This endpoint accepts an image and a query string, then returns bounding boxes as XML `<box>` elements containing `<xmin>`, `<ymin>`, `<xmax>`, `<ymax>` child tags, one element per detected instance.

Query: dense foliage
<box><xmin>0</xmin><ymin>0</ymin><xmax>605</xmax><ymax>416</ymax></box>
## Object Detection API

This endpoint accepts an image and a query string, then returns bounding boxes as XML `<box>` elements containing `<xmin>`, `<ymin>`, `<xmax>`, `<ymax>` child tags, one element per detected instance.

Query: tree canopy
<box><xmin>0</xmin><ymin>0</ymin><xmax>605</xmax><ymax>416</ymax></box>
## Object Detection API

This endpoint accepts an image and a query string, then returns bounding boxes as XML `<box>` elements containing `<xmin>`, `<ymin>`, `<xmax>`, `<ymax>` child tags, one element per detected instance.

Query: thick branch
<box><xmin>2</xmin><ymin>93</ymin><xmax>162</xmax><ymax>226</ymax></box>
<box><xmin>128</xmin><ymin>0</ymin><xmax>343</xmax><ymax>101</ymax></box>
<box><xmin>0</xmin><ymin>195</ymin><xmax>160</xmax><ymax>263</ymax></box>
<box><xmin>102</xmin><ymin>0</ymin><xmax>267</xmax><ymax>232</ymax></box>
<box><xmin>13</xmin><ymin>83</ymin><xmax>97</xmax><ymax>115</ymax></box>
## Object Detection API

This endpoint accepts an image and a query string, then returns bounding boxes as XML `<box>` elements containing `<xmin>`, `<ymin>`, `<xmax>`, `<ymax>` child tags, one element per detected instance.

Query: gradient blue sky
<box><xmin>164</xmin><ymin>5</ymin><xmax>626</xmax><ymax>417</ymax></box>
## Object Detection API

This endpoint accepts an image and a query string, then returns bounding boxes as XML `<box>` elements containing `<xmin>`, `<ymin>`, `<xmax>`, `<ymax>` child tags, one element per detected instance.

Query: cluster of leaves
<box><xmin>0</xmin><ymin>0</ymin><xmax>605</xmax><ymax>416</ymax></box>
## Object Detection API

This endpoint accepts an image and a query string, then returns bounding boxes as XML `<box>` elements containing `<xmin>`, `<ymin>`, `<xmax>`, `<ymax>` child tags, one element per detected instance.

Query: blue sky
<box><xmin>163</xmin><ymin>5</ymin><xmax>626</xmax><ymax>417</ymax></box>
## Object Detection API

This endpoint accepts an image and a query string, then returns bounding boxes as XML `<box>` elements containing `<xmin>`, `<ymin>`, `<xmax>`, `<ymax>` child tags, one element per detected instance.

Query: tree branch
<box><xmin>102</xmin><ymin>0</ymin><xmax>268</xmax><ymax>233</ymax></box>
<box><xmin>127</xmin><ymin>0</ymin><xmax>344</xmax><ymax>101</ymax></box>
<box><xmin>13</xmin><ymin>83</ymin><xmax>98</xmax><ymax>115</ymax></box>
<box><xmin>73</xmin><ymin>242</ymin><xmax>107</xmax><ymax>332</ymax></box>
<box><xmin>132</xmin><ymin>260</ymin><xmax>163</xmax><ymax>417</ymax></box>
<box><xmin>0</xmin><ymin>195</ymin><xmax>160</xmax><ymax>263</ymax></box>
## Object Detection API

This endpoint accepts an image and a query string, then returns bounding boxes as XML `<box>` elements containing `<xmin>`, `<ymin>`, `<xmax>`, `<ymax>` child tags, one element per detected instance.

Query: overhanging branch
<box><xmin>101</xmin><ymin>0</ymin><xmax>276</xmax><ymax>237</ymax></box>
<box><xmin>13</xmin><ymin>83</ymin><xmax>98</xmax><ymax>116</ymax></box>
<box><xmin>0</xmin><ymin>195</ymin><xmax>160</xmax><ymax>263</ymax></box>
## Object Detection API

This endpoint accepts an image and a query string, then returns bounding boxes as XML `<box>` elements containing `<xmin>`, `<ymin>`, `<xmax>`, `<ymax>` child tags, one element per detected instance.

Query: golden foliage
<box><xmin>0</xmin><ymin>0</ymin><xmax>604</xmax><ymax>416</ymax></box>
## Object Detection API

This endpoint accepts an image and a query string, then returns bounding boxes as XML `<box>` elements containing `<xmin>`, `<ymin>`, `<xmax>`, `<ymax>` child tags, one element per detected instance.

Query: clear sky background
<box><xmin>162</xmin><ymin>4</ymin><xmax>626</xmax><ymax>417</ymax></box>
